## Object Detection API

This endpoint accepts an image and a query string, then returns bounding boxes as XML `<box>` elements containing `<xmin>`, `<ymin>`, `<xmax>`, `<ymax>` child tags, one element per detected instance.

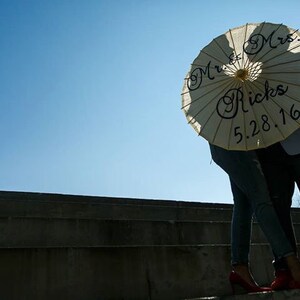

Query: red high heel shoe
<box><xmin>271</xmin><ymin>269</ymin><xmax>292</xmax><ymax>290</ymax></box>
<box><xmin>229</xmin><ymin>270</ymin><xmax>272</xmax><ymax>294</ymax></box>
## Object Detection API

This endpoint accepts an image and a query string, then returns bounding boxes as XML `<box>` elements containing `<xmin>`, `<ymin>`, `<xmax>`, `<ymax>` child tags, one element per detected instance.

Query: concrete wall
<box><xmin>0</xmin><ymin>191</ymin><xmax>299</xmax><ymax>299</ymax></box>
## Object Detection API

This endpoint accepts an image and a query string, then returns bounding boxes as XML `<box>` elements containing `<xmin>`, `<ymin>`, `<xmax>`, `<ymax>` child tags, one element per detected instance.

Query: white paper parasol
<box><xmin>182</xmin><ymin>22</ymin><xmax>300</xmax><ymax>150</ymax></box>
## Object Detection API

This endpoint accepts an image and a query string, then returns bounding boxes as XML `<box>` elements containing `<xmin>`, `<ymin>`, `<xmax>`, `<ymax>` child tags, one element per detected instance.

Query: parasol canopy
<box><xmin>182</xmin><ymin>22</ymin><xmax>300</xmax><ymax>150</ymax></box>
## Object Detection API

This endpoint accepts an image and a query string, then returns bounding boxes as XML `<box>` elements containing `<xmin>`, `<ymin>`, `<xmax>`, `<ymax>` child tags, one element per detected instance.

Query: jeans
<box><xmin>209</xmin><ymin>144</ymin><xmax>294</xmax><ymax>265</ymax></box>
<box><xmin>257</xmin><ymin>143</ymin><xmax>299</xmax><ymax>270</ymax></box>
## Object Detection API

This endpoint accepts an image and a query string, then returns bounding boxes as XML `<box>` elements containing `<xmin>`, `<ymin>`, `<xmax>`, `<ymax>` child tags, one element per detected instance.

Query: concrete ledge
<box><xmin>0</xmin><ymin>245</ymin><xmax>231</xmax><ymax>300</ymax></box>
<box><xmin>0</xmin><ymin>191</ymin><xmax>233</xmax><ymax>208</ymax></box>
<box><xmin>1</xmin><ymin>191</ymin><xmax>300</xmax><ymax>223</ymax></box>
<box><xmin>0</xmin><ymin>244</ymin><xmax>291</xmax><ymax>300</ymax></box>
<box><xmin>0</xmin><ymin>191</ymin><xmax>234</xmax><ymax>221</ymax></box>
<box><xmin>1</xmin><ymin>217</ymin><xmax>300</xmax><ymax>247</ymax></box>
<box><xmin>0</xmin><ymin>218</ymin><xmax>232</xmax><ymax>247</ymax></box>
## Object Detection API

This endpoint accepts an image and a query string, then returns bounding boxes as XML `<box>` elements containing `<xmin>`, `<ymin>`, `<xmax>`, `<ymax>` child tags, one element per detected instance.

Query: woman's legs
<box><xmin>230</xmin><ymin>180</ymin><xmax>257</xmax><ymax>285</ymax></box>
<box><xmin>257</xmin><ymin>144</ymin><xmax>297</xmax><ymax>271</ymax></box>
<box><xmin>209</xmin><ymin>144</ymin><xmax>294</xmax><ymax>261</ymax></box>
<box><xmin>230</xmin><ymin>179</ymin><xmax>253</xmax><ymax>265</ymax></box>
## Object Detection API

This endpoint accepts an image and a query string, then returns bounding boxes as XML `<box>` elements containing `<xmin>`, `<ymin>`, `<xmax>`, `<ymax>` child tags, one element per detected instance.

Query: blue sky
<box><xmin>1</xmin><ymin>0</ymin><xmax>300</xmax><ymax>204</ymax></box>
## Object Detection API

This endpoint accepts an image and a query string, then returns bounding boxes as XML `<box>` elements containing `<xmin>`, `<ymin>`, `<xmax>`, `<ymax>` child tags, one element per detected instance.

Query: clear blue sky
<box><xmin>1</xmin><ymin>0</ymin><xmax>300</xmax><ymax>204</ymax></box>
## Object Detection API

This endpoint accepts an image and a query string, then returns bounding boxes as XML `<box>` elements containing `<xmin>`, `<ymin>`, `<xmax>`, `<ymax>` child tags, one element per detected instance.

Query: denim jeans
<box><xmin>209</xmin><ymin>144</ymin><xmax>294</xmax><ymax>265</ymax></box>
<box><xmin>257</xmin><ymin>143</ymin><xmax>299</xmax><ymax>270</ymax></box>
